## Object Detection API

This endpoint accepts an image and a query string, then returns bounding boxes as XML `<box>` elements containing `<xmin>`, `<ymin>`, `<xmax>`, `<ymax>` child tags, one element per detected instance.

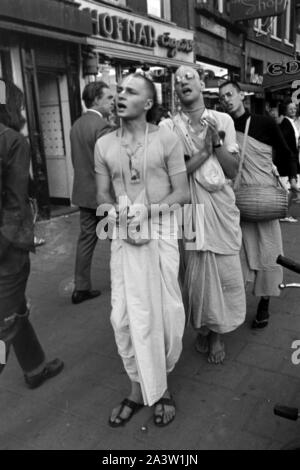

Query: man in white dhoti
<box><xmin>95</xmin><ymin>73</ymin><xmax>189</xmax><ymax>427</ymax></box>
<box><xmin>161</xmin><ymin>67</ymin><xmax>246</xmax><ymax>364</ymax></box>
<box><xmin>219</xmin><ymin>81</ymin><xmax>297</xmax><ymax>328</ymax></box>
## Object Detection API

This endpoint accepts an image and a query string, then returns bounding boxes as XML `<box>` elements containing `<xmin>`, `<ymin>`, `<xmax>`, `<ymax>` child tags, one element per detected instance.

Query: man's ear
<box><xmin>240</xmin><ymin>91</ymin><xmax>245</xmax><ymax>101</ymax></box>
<box><xmin>199</xmin><ymin>80</ymin><xmax>205</xmax><ymax>92</ymax></box>
<box><xmin>144</xmin><ymin>98</ymin><xmax>153</xmax><ymax>111</ymax></box>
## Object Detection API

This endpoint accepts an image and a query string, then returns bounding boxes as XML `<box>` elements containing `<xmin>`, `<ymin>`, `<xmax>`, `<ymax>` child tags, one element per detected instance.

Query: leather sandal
<box><xmin>251</xmin><ymin>318</ymin><xmax>269</xmax><ymax>329</ymax></box>
<box><xmin>153</xmin><ymin>395</ymin><xmax>176</xmax><ymax>427</ymax></box>
<box><xmin>252</xmin><ymin>298</ymin><xmax>269</xmax><ymax>329</ymax></box>
<box><xmin>108</xmin><ymin>398</ymin><xmax>143</xmax><ymax>428</ymax></box>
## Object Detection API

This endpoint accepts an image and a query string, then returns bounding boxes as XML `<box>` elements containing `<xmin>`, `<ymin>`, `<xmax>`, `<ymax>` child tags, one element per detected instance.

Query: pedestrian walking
<box><xmin>0</xmin><ymin>79</ymin><xmax>64</xmax><ymax>387</ymax></box>
<box><xmin>219</xmin><ymin>81</ymin><xmax>296</xmax><ymax>328</ymax></box>
<box><xmin>71</xmin><ymin>81</ymin><xmax>114</xmax><ymax>304</ymax></box>
<box><xmin>95</xmin><ymin>73</ymin><xmax>189</xmax><ymax>427</ymax></box>
<box><xmin>278</xmin><ymin>100</ymin><xmax>300</xmax><ymax>222</ymax></box>
<box><xmin>161</xmin><ymin>66</ymin><xmax>246</xmax><ymax>364</ymax></box>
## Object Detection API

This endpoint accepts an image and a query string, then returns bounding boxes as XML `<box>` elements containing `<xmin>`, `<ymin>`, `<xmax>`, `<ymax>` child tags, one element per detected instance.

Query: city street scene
<box><xmin>1</xmin><ymin>0</ymin><xmax>300</xmax><ymax>452</ymax></box>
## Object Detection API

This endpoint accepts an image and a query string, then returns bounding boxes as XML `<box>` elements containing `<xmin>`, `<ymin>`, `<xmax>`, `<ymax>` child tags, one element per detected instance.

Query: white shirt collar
<box><xmin>286</xmin><ymin>117</ymin><xmax>300</xmax><ymax>142</ymax></box>
<box><xmin>87</xmin><ymin>109</ymin><xmax>103</xmax><ymax>119</ymax></box>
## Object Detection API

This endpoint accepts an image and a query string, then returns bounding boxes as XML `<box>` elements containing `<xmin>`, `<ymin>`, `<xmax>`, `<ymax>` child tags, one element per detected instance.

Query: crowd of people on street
<box><xmin>1</xmin><ymin>66</ymin><xmax>300</xmax><ymax>429</ymax></box>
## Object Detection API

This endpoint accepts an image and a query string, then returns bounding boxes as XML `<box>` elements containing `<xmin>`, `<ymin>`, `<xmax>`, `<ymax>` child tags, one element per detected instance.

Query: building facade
<box><xmin>190</xmin><ymin>0</ymin><xmax>298</xmax><ymax>112</ymax></box>
<box><xmin>79</xmin><ymin>0</ymin><xmax>195</xmax><ymax>113</ymax></box>
<box><xmin>0</xmin><ymin>0</ymin><xmax>92</xmax><ymax>218</ymax></box>
<box><xmin>1</xmin><ymin>0</ymin><xmax>299</xmax><ymax>218</ymax></box>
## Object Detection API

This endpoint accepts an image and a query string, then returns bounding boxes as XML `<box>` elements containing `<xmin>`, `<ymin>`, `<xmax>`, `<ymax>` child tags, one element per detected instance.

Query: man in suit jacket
<box><xmin>70</xmin><ymin>81</ymin><xmax>114</xmax><ymax>304</ymax></box>
<box><xmin>278</xmin><ymin>100</ymin><xmax>300</xmax><ymax>222</ymax></box>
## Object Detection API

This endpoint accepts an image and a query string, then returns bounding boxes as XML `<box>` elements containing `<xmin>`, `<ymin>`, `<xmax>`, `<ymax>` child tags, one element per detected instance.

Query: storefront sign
<box><xmin>230</xmin><ymin>0</ymin><xmax>286</xmax><ymax>21</ymax></box>
<box><xmin>93</xmin><ymin>12</ymin><xmax>156</xmax><ymax>47</ymax></box>
<box><xmin>266</xmin><ymin>60</ymin><xmax>300</xmax><ymax>79</ymax></box>
<box><xmin>263</xmin><ymin>60</ymin><xmax>300</xmax><ymax>104</ymax></box>
<box><xmin>157</xmin><ymin>33</ymin><xmax>193</xmax><ymax>58</ymax></box>
<box><xmin>90</xmin><ymin>10</ymin><xmax>193</xmax><ymax>57</ymax></box>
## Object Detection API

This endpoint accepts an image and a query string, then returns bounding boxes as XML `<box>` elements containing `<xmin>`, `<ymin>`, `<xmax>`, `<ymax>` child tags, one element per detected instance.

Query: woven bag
<box><xmin>234</xmin><ymin>117</ymin><xmax>288</xmax><ymax>222</ymax></box>
<box><xmin>235</xmin><ymin>185</ymin><xmax>288</xmax><ymax>222</ymax></box>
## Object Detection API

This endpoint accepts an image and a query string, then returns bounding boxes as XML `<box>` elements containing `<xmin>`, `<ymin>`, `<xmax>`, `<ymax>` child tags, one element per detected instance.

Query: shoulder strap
<box><xmin>168</xmin><ymin>113</ymin><xmax>196</xmax><ymax>155</ymax></box>
<box><xmin>233</xmin><ymin>117</ymin><xmax>251</xmax><ymax>191</ymax></box>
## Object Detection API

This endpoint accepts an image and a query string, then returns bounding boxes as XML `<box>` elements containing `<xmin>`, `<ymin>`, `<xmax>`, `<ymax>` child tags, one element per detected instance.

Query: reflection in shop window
<box><xmin>147</xmin><ymin>0</ymin><xmax>171</xmax><ymax>21</ymax></box>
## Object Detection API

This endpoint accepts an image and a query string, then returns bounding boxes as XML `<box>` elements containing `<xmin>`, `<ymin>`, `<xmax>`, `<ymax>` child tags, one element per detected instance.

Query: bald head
<box><xmin>174</xmin><ymin>66</ymin><xmax>204</xmax><ymax>107</ymax></box>
<box><xmin>175</xmin><ymin>66</ymin><xmax>198</xmax><ymax>81</ymax></box>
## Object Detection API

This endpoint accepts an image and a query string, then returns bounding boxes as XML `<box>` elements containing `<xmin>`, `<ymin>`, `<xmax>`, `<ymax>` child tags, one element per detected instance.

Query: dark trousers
<box><xmin>0</xmin><ymin>250</ymin><xmax>45</xmax><ymax>376</ymax></box>
<box><xmin>0</xmin><ymin>307</ymin><xmax>45</xmax><ymax>376</ymax></box>
<box><xmin>74</xmin><ymin>207</ymin><xmax>100</xmax><ymax>291</ymax></box>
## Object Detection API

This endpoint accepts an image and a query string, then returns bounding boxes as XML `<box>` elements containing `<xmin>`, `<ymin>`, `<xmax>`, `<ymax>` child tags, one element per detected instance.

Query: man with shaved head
<box><xmin>161</xmin><ymin>66</ymin><xmax>246</xmax><ymax>364</ymax></box>
<box><xmin>95</xmin><ymin>73</ymin><xmax>189</xmax><ymax>427</ymax></box>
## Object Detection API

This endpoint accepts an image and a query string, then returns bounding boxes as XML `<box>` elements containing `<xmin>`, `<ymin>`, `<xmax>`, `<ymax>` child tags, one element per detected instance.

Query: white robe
<box><xmin>110</xmin><ymin>204</ymin><xmax>185</xmax><ymax>407</ymax></box>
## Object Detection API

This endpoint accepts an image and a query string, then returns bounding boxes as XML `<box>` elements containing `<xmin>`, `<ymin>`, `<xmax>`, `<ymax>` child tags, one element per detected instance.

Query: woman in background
<box><xmin>278</xmin><ymin>100</ymin><xmax>300</xmax><ymax>222</ymax></box>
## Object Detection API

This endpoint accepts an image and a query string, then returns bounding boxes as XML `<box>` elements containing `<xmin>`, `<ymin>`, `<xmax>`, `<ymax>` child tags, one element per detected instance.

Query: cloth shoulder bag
<box><xmin>234</xmin><ymin>117</ymin><xmax>288</xmax><ymax>222</ymax></box>
<box><xmin>171</xmin><ymin>114</ymin><xmax>225</xmax><ymax>192</ymax></box>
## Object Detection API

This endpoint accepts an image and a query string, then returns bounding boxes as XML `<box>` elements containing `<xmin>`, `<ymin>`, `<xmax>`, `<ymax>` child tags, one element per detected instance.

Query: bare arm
<box><xmin>214</xmin><ymin>146</ymin><xmax>239</xmax><ymax>179</ymax></box>
<box><xmin>185</xmin><ymin>150</ymin><xmax>210</xmax><ymax>174</ymax></box>
<box><xmin>204</xmin><ymin>116</ymin><xmax>239</xmax><ymax>179</ymax></box>
<box><xmin>148</xmin><ymin>171</ymin><xmax>190</xmax><ymax>218</ymax></box>
<box><xmin>96</xmin><ymin>173</ymin><xmax>114</xmax><ymax>207</ymax></box>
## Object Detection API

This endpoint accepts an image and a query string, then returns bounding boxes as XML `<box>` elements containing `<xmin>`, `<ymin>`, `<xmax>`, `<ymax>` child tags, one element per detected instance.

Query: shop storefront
<box><xmin>79</xmin><ymin>0</ymin><xmax>195</xmax><ymax>115</ymax></box>
<box><xmin>0</xmin><ymin>0</ymin><xmax>92</xmax><ymax>218</ymax></box>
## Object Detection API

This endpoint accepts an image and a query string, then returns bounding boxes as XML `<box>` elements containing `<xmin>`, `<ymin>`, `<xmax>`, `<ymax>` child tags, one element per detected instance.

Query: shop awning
<box><xmin>0</xmin><ymin>20</ymin><xmax>89</xmax><ymax>44</ymax></box>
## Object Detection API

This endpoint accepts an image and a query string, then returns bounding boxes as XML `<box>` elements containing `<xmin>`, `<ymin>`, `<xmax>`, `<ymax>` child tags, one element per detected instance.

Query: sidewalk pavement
<box><xmin>1</xmin><ymin>207</ymin><xmax>300</xmax><ymax>450</ymax></box>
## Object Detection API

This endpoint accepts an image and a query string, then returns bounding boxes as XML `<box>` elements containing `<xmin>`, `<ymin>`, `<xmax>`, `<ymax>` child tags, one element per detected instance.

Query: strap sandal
<box><xmin>251</xmin><ymin>318</ymin><xmax>269</xmax><ymax>329</ymax></box>
<box><xmin>108</xmin><ymin>398</ymin><xmax>143</xmax><ymax>428</ymax></box>
<box><xmin>252</xmin><ymin>299</ymin><xmax>269</xmax><ymax>329</ymax></box>
<box><xmin>153</xmin><ymin>395</ymin><xmax>176</xmax><ymax>427</ymax></box>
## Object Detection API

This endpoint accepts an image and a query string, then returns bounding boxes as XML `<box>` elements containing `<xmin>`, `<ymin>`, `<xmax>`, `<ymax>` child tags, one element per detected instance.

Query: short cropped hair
<box><xmin>280</xmin><ymin>99</ymin><xmax>295</xmax><ymax>116</ymax></box>
<box><xmin>219</xmin><ymin>80</ymin><xmax>242</xmax><ymax>92</ymax></box>
<box><xmin>129</xmin><ymin>73</ymin><xmax>158</xmax><ymax>123</ymax></box>
<box><xmin>82</xmin><ymin>81</ymin><xmax>109</xmax><ymax>109</ymax></box>
<box><xmin>0</xmin><ymin>79</ymin><xmax>25</xmax><ymax>131</ymax></box>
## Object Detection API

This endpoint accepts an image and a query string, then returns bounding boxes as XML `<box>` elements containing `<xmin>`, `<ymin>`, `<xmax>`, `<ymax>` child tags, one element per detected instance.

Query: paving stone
<box><xmin>244</xmin><ymin>400</ymin><xmax>299</xmax><ymax>442</ymax></box>
<box><xmin>1</xmin><ymin>213</ymin><xmax>300</xmax><ymax>449</ymax></box>
<box><xmin>235</xmin><ymin>368</ymin><xmax>300</xmax><ymax>403</ymax></box>
<box><xmin>235</xmin><ymin>343</ymin><xmax>286</xmax><ymax>372</ymax></box>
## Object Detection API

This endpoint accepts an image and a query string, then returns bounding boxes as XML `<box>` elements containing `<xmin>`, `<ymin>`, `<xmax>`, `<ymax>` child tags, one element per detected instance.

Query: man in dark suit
<box><xmin>70</xmin><ymin>81</ymin><xmax>114</xmax><ymax>304</ymax></box>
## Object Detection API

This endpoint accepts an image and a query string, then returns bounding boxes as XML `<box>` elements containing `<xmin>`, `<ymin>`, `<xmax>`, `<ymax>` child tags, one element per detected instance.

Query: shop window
<box><xmin>147</xmin><ymin>0</ymin><xmax>171</xmax><ymax>21</ymax></box>
<box><xmin>196</xmin><ymin>0</ymin><xmax>224</xmax><ymax>12</ymax></box>
<box><xmin>254</xmin><ymin>0</ymin><xmax>294</xmax><ymax>44</ymax></box>
<box><xmin>0</xmin><ymin>50</ymin><xmax>13</xmax><ymax>82</ymax></box>
<box><xmin>269</xmin><ymin>14</ymin><xmax>283</xmax><ymax>40</ymax></box>
<box><xmin>284</xmin><ymin>0</ymin><xmax>294</xmax><ymax>44</ymax></box>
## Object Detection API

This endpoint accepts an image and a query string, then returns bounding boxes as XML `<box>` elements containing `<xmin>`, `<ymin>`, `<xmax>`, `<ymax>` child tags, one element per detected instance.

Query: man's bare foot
<box><xmin>195</xmin><ymin>332</ymin><xmax>210</xmax><ymax>354</ymax></box>
<box><xmin>153</xmin><ymin>390</ymin><xmax>176</xmax><ymax>427</ymax></box>
<box><xmin>208</xmin><ymin>332</ymin><xmax>225</xmax><ymax>364</ymax></box>
<box><xmin>109</xmin><ymin>382</ymin><xmax>143</xmax><ymax>427</ymax></box>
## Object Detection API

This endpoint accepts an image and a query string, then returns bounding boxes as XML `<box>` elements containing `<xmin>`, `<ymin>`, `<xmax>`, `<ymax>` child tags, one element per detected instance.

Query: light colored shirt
<box><xmin>287</xmin><ymin>116</ymin><xmax>300</xmax><ymax>146</ymax></box>
<box><xmin>94</xmin><ymin>125</ymin><xmax>186</xmax><ymax>204</ymax></box>
<box><xmin>87</xmin><ymin>109</ymin><xmax>103</xmax><ymax>119</ymax></box>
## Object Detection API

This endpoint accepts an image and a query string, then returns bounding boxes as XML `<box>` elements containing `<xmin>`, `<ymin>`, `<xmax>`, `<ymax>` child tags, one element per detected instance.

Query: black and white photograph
<box><xmin>1</xmin><ymin>0</ymin><xmax>300</xmax><ymax>453</ymax></box>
